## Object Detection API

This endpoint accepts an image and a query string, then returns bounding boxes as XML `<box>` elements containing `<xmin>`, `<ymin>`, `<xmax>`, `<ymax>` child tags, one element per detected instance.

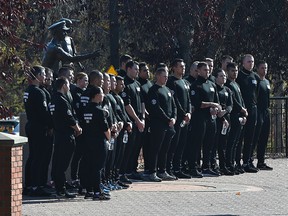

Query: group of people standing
<box><xmin>23</xmin><ymin>52</ymin><xmax>273</xmax><ymax>201</ymax></box>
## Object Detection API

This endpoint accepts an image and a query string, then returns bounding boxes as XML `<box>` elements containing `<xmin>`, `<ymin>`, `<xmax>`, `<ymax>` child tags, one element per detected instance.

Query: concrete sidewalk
<box><xmin>23</xmin><ymin>158</ymin><xmax>288</xmax><ymax>216</ymax></box>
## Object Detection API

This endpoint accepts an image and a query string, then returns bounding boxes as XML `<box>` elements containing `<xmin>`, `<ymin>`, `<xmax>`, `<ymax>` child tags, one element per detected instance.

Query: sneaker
<box><xmin>117</xmin><ymin>181</ymin><xmax>129</xmax><ymax>189</ymax></box>
<box><xmin>30</xmin><ymin>187</ymin><xmax>52</xmax><ymax>197</ymax></box>
<box><xmin>220</xmin><ymin>167</ymin><xmax>234</xmax><ymax>176</ymax></box>
<box><xmin>56</xmin><ymin>190</ymin><xmax>76</xmax><ymax>198</ymax></box>
<box><xmin>202</xmin><ymin>168</ymin><xmax>220</xmax><ymax>177</ymax></box>
<box><xmin>92</xmin><ymin>192</ymin><xmax>110</xmax><ymax>201</ymax></box>
<box><xmin>167</xmin><ymin>171</ymin><xmax>178</xmax><ymax>180</ymax></box>
<box><xmin>173</xmin><ymin>171</ymin><xmax>191</xmax><ymax>179</ymax></box>
<box><xmin>84</xmin><ymin>192</ymin><xmax>94</xmax><ymax>199</ymax></box>
<box><xmin>157</xmin><ymin>171</ymin><xmax>176</xmax><ymax>181</ymax></box>
<box><xmin>242</xmin><ymin>164</ymin><xmax>258</xmax><ymax>173</ymax></box>
<box><xmin>148</xmin><ymin>173</ymin><xmax>162</xmax><ymax>182</ymax></box>
<box><xmin>257</xmin><ymin>163</ymin><xmax>273</xmax><ymax>170</ymax></box>
<box><xmin>119</xmin><ymin>175</ymin><xmax>132</xmax><ymax>184</ymax></box>
<box><xmin>190</xmin><ymin>169</ymin><xmax>203</xmax><ymax>178</ymax></box>
<box><xmin>127</xmin><ymin>172</ymin><xmax>142</xmax><ymax>180</ymax></box>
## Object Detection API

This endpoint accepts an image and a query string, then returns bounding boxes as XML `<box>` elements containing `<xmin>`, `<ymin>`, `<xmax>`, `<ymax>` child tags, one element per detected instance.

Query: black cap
<box><xmin>48</xmin><ymin>20</ymin><xmax>70</xmax><ymax>31</ymax></box>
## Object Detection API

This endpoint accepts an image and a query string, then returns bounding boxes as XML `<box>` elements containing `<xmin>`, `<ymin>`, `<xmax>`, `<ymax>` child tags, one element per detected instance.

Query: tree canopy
<box><xmin>1</xmin><ymin>0</ymin><xmax>288</xmax><ymax>116</ymax></box>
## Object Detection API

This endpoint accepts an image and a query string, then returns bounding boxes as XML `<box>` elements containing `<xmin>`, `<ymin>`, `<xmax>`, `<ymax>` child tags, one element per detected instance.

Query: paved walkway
<box><xmin>23</xmin><ymin>158</ymin><xmax>288</xmax><ymax>216</ymax></box>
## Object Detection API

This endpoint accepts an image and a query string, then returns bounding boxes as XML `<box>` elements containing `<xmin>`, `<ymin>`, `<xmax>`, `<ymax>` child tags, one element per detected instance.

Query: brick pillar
<box><xmin>0</xmin><ymin>132</ymin><xmax>27</xmax><ymax>216</ymax></box>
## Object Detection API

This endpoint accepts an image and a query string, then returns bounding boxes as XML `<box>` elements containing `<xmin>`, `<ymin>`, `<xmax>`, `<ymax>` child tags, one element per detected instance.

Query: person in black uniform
<box><xmin>211</xmin><ymin>68</ymin><xmax>233</xmax><ymax>175</ymax></box>
<box><xmin>166</xmin><ymin>58</ymin><xmax>191</xmax><ymax>179</ymax></box>
<box><xmin>189</xmin><ymin>62</ymin><xmax>222</xmax><ymax>177</ymax></box>
<box><xmin>120</xmin><ymin>60</ymin><xmax>145</xmax><ymax>182</ymax></box>
<box><xmin>252</xmin><ymin>61</ymin><xmax>273</xmax><ymax>170</ymax></box>
<box><xmin>23</xmin><ymin>65</ymin><xmax>53</xmax><ymax>196</ymax></box>
<box><xmin>236</xmin><ymin>54</ymin><xmax>260</xmax><ymax>173</ymax></box>
<box><xmin>205</xmin><ymin>58</ymin><xmax>216</xmax><ymax>83</ymax></box>
<box><xmin>111</xmin><ymin>76</ymin><xmax>132</xmax><ymax>188</ymax></box>
<box><xmin>225</xmin><ymin>62</ymin><xmax>248</xmax><ymax>174</ymax></box>
<box><xmin>50</xmin><ymin>76</ymin><xmax>82</xmax><ymax>198</ymax></box>
<box><xmin>70</xmin><ymin>72</ymin><xmax>88</xmax><ymax>187</ymax></box>
<box><xmin>82</xmin><ymin>86</ymin><xmax>111</xmax><ymax>200</ymax></box>
<box><xmin>78</xmin><ymin>70</ymin><xmax>104</xmax><ymax>191</ymax></box>
<box><xmin>137</xmin><ymin>62</ymin><xmax>153</xmax><ymax>175</ymax></box>
<box><xmin>146</xmin><ymin>68</ymin><xmax>176</xmax><ymax>181</ymax></box>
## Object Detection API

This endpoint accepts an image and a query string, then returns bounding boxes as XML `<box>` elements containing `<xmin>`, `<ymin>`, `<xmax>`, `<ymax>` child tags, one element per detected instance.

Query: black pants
<box><xmin>149</xmin><ymin>122</ymin><xmax>175</xmax><ymax>174</ymax></box>
<box><xmin>225</xmin><ymin>114</ymin><xmax>243</xmax><ymax>167</ymax></box>
<box><xmin>211</xmin><ymin>116</ymin><xmax>230</xmax><ymax>169</ymax></box>
<box><xmin>166</xmin><ymin>119</ymin><xmax>188</xmax><ymax>172</ymax></box>
<box><xmin>252</xmin><ymin>109</ymin><xmax>270</xmax><ymax>164</ymax></box>
<box><xmin>141</xmin><ymin>119</ymin><xmax>151</xmax><ymax>173</ymax></box>
<box><xmin>120</xmin><ymin>124</ymin><xmax>142</xmax><ymax>174</ymax></box>
<box><xmin>241</xmin><ymin>106</ymin><xmax>257</xmax><ymax>164</ymax></box>
<box><xmin>70</xmin><ymin>134</ymin><xmax>85</xmax><ymax>180</ymax></box>
<box><xmin>25</xmin><ymin>123</ymin><xmax>49</xmax><ymax>187</ymax></box>
<box><xmin>188</xmin><ymin>112</ymin><xmax>216</xmax><ymax>170</ymax></box>
<box><xmin>40</xmin><ymin>132</ymin><xmax>53</xmax><ymax>186</ymax></box>
<box><xmin>52</xmin><ymin>132</ymin><xmax>75</xmax><ymax>192</ymax></box>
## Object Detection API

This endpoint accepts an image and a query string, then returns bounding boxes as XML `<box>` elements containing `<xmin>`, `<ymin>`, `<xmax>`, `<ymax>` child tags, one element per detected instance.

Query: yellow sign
<box><xmin>107</xmin><ymin>65</ymin><xmax>118</xmax><ymax>76</ymax></box>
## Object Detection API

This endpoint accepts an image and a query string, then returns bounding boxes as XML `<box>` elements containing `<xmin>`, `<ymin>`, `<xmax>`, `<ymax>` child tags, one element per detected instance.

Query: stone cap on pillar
<box><xmin>0</xmin><ymin>132</ymin><xmax>28</xmax><ymax>147</ymax></box>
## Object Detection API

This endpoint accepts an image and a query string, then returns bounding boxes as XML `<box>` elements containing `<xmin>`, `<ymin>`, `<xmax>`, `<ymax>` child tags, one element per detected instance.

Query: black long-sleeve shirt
<box><xmin>216</xmin><ymin>83</ymin><xmax>233</xmax><ymax>121</ymax></box>
<box><xmin>112</xmin><ymin>92</ymin><xmax>132</xmax><ymax>128</ymax></box>
<box><xmin>190</xmin><ymin>76</ymin><xmax>219</xmax><ymax>117</ymax></box>
<box><xmin>236</xmin><ymin>68</ymin><xmax>260</xmax><ymax>108</ymax></box>
<box><xmin>121</xmin><ymin>76</ymin><xmax>144</xmax><ymax>119</ymax></box>
<box><xmin>166</xmin><ymin>76</ymin><xmax>191</xmax><ymax>120</ymax></box>
<box><xmin>50</xmin><ymin>91</ymin><xmax>77</xmax><ymax>134</ymax></box>
<box><xmin>23</xmin><ymin>84</ymin><xmax>51</xmax><ymax>128</ymax></box>
<box><xmin>257</xmin><ymin>78</ymin><xmax>270</xmax><ymax>110</ymax></box>
<box><xmin>225</xmin><ymin>79</ymin><xmax>246</xmax><ymax>116</ymax></box>
<box><xmin>147</xmin><ymin>84</ymin><xmax>177</xmax><ymax>124</ymax></box>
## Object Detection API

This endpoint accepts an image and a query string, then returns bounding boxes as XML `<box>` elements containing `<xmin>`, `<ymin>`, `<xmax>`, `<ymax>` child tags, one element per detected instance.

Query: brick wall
<box><xmin>0</xmin><ymin>145</ymin><xmax>23</xmax><ymax>216</ymax></box>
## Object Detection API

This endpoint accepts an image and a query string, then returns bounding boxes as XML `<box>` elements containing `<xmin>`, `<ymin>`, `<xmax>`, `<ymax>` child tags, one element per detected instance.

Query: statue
<box><xmin>42</xmin><ymin>19</ymin><xmax>99</xmax><ymax>77</ymax></box>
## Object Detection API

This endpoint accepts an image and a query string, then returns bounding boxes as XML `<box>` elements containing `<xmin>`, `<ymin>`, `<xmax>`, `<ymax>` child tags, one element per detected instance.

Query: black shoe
<box><xmin>30</xmin><ymin>187</ymin><xmax>52</xmax><ymax>197</ymax></box>
<box><xmin>84</xmin><ymin>192</ymin><xmax>94</xmax><ymax>199</ymax></box>
<box><xmin>249</xmin><ymin>163</ymin><xmax>260</xmax><ymax>171</ymax></box>
<box><xmin>220</xmin><ymin>167</ymin><xmax>234</xmax><ymax>176</ymax></box>
<box><xmin>93</xmin><ymin>192</ymin><xmax>110</xmax><ymax>201</ymax></box>
<box><xmin>127</xmin><ymin>172</ymin><xmax>142</xmax><ymax>180</ymax></box>
<box><xmin>57</xmin><ymin>190</ymin><xmax>76</xmax><ymax>198</ymax></box>
<box><xmin>257</xmin><ymin>163</ymin><xmax>273</xmax><ymax>170</ymax></box>
<box><xmin>190</xmin><ymin>169</ymin><xmax>203</xmax><ymax>178</ymax></box>
<box><xmin>117</xmin><ymin>181</ymin><xmax>129</xmax><ymax>189</ymax></box>
<box><xmin>148</xmin><ymin>173</ymin><xmax>162</xmax><ymax>182</ymax></box>
<box><xmin>202</xmin><ymin>168</ymin><xmax>220</xmax><ymax>177</ymax></box>
<box><xmin>242</xmin><ymin>164</ymin><xmax>258</xmax><ymax>173</ymax></box>
<box><xmin>119</xmin><ymin>175</ymin><xmax>132</xmax><ymax>184</ymax></box>
<box><xmin>173</xmin><ymin>171</ymin><xmax>191</xmax><ymax>179</ymax></box>
<box><xmin>235</xmin><ymin>164</ymin><xmax>245</xmax><ymax>174</ymax></box>
<box><xmin>167</xmin><ymin>171</ymin><xmax>178</xmax><ymax>180</ymax></box>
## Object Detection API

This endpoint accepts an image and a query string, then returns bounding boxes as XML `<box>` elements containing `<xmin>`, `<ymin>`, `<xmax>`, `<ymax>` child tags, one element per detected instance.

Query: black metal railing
<box><xmin>268</xmin><ymin>97</ymin><xmax>288</xmax><ymax>157</ymax></box>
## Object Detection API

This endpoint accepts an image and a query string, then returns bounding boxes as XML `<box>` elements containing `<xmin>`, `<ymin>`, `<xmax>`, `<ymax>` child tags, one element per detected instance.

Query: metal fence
<box><xmin>267</xmin><ymin>97</ymin><xmax>288</xmax><ymax>157</ymax></box>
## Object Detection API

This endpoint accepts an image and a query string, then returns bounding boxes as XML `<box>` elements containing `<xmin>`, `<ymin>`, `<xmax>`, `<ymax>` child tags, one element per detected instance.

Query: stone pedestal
<box><xmin>0</xmin><ymin>132</ymin><xmax>27</xmax><ymax>216</ymax></box>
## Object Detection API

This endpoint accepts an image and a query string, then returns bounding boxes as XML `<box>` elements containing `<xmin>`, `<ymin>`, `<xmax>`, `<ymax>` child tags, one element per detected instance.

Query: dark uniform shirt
<box><xmin>112</xmin><ymin>92</ymin><xmax>132</xmax><ymax>128</ymax></box>
<box><xmin>190</xmin><ymin>76</ymin><xmax>219</xmax><ymax>117</ymax></box>
<box><xmin>225</xmin><ymin>79</ymin><xmax>246</xmax><ymax>115</ymax></box>
<box><xmin>50</xmin><ymin>91</ymin><xmax>77</xmax><ymax>134</ymax></box>
<box><xmin>166</xmin><ymin>76</ymin><xmax>191</xmax><ymax>120</ymax></box>
<box><xmin>147</xmin><ymin>84</ymin><xmax>177</xmax><ymax>125</ymax></box>
<box><xmin>78</xmin><ymin>85</ymin><xmax>94</xmax><ymax>123</ymax></box>
<box><xmin>138</xmin><ymin>77</ymin><xmax>153</xmax><ymax>105</ymax></box>
<box><xmin>236</xmin><ymin>68</ymin><xmax>260</xmax><ymax>108</ymax></box>
<box><xmin>216</xmin><ymin>83</ymin><xmax>233</xmax><ymax>121</ymax></box>
<box><xmin>23</xmin><ymin>84</ymin><xmax>51</xmax><ymax>128</ymax></box>
<box><xmin>39</xmin><ymin>85</ymin><xmax>53</xmax><ymax>129</ymax></box>
<box><xmin>185</xmin><ymin>75</ymin><xmax>197</xmax><ymax>86</ymax></box>
<box><xmin>83</xmin><ymin>102</ymin><xmax>109</xmax><ymax>146</ymax></box>
<box><xmin>71</xmin><ymin>86</ymin><xmax>84</xmax><ymax>121</ymax></box>
<box><xmin>257</xmin><ymin>78</ymin><xmax>270</xmax><ymax>110</ymax></box>
<box><xmin>121</xmin><ymin>76</ymin><xmax>144</xmax><ymax>119</ymax></box>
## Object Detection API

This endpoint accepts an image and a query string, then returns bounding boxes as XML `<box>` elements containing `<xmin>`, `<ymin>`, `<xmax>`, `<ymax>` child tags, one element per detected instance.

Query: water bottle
<box><xmin>180</xmin><ymin>120</ymin><xmax>186</xmax><ymax>128</ymax></box>
<box><xmin>123</xmin><ymin>130</ymin><xmax>128</xmax><ymax>144</ymax></box>
<box><xmin>210</xmin><ymin>107</ymin><xmax>217</xmax><ymax>120</ymax></box>
<box><xmin>109</xmin><ymin>138</ymin><xmax>115</xmax><ymax>151</ymax></box>
<box><xmin>221</xmin><ymin>122</ymin><xmax>227</xmax><ymax>135</ymax></box>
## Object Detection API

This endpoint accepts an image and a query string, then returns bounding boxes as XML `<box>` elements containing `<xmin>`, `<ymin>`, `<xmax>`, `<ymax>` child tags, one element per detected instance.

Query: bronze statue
<box><xmin>42</xmin><ymin>19</ymin><xmax>99</xmax><ymax>77</ymax></box>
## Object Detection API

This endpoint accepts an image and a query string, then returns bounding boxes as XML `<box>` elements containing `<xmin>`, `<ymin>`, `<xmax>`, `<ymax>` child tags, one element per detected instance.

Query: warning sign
<box><xmin>107</xmin><ymin>65</ymin><xmax>118</xmax><ymax>76</ymax></box>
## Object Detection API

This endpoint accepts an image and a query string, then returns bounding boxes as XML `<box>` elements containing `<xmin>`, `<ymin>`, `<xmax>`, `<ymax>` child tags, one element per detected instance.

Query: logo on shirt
<box><xmin>210</xmin><ymin>87</ymin><xmax>215</xmax><ymax>92</ymax></box>
<box><xmin>225</xmin><ymin>92</ymin><xmax>228</xmax><ymax>96</ymax></box>
<box><xmin>136</xmin><ymin>87</ymin><xmax>141</xmax><ymax>92</ymax></box>
<box><xmin>151</xmin><ymin>99</ymin><xmax>157</xmax><ymax>105</ymax></box>
<box><xmin>121</xmin><ymin>92</ymin><xmax>127</xmax><ymax>97</ymax></box>
<box><xmin>267</xmin><ymin>84</ymin><xmax>271</xmax><ymax>90</ymax></box>
<box><xmin>168</xmin><ymin>92</ymin><xmax>172</xmax><ymax>97</ymax></box>
<box><xmin>252</xmin><ymin>80</ymin><xmax>257</xmax><ymax>85</ymax></box>
<box><xmin>84</xmin><ymin>113</ymin><xmax>93</xmax><ymax>124</ymax></box>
